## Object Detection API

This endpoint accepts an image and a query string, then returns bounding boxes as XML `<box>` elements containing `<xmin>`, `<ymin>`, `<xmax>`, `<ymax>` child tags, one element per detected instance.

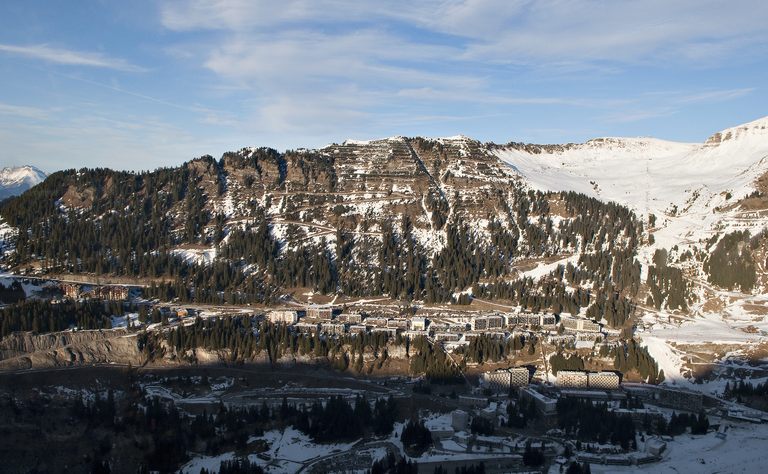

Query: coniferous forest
<box><xmin>0</xmin><ymin>153</ymin><xmax>660</xmax><ymax>324</ymax></box>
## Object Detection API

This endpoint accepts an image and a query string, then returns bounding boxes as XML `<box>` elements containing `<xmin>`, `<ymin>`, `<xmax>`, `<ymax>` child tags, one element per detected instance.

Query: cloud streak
<box><xmin>0</xmin><ymin>43</ymin><xmax>145</xmax><ymax>72</ymax></box>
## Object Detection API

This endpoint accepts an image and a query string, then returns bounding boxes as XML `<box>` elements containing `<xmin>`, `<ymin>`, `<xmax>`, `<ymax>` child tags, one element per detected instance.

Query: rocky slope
<box><xmin>0</xmin><ymin>330</ymin><xmax>143</xmax><ymax>371</ymax></box>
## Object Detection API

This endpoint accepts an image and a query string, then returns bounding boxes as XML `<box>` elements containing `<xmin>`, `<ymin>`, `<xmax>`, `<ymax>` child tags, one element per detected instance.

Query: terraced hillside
<box><xmin>0</xmin><ymin>136</ymin><xmax>641</xmax><ymax>326</ymax></box>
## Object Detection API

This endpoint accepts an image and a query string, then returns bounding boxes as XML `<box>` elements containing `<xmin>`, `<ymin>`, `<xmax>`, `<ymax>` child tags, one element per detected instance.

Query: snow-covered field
<box><xmin>110</xmin><ymin>312</ymin><xmax>139</xmax><ymax>328</ymax></box>
<box><xmin>260</xmin><ymin>427</ymin><xmax>358</xmax><ymax>463</ymax></box>
<box><xmin>588</xmin><ymin>422</ymin><xmax>768</xmax><ymax>474</ymax></box>
<box><xmin>0</xmin><ymin>272</ymin><xmax>52</xmax><ymax>297</ymax></box>
<box><xmin>172</xmin><ymin>246</ymin><xmax>218</xmax><ymax>265</ymax></box>
<box><xmin>180</xmin><ymin>427</ymin><xmax>358</xmax><ymax>474</ymax></box>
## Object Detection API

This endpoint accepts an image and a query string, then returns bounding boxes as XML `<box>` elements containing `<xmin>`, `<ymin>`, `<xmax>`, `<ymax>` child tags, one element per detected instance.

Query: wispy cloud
<box><xmin>599</xmin><ymin>88</ymin><xmax>756</xmax><ymax>124</ymax></box>
<box><xmin>52</xmin><ymin>71</ymin><xmax>226</xmax><ymax>116</ymax></box>
<box><xmin>0</xmin><ymin>43</ymin><xmax>144</xmax><ymax>72</ymax></box>
<box><xmin>156</xmin><ymin>0</ymin><xmax>767</xmax><ymax>140</ymax></box>
<box><xmin>161</xmin><ymin>0</ymin><xmax>768</xmax><ymax>66</ymax></box>
<box><xmin>0</xmin><ymin>102</ymin><xmax>50</xmax><ymax>120</ymax></box>
<box><xmin>426</xmin><ymin>0</ymin><xmax>768</xmax><ymax>66</ymax></box>
<box><xmin>602</xmin><ymin>108</ymin><xmax>678</xmax><ymax>124</ymax></box>
<box><xmin>676</xmin><ymin>88</ymin><xmax>756</xmax><ymax>104</ymax></box>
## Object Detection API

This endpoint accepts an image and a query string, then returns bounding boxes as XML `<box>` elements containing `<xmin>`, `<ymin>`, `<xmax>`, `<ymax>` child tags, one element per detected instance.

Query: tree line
<box><xmin>0</xmin><ymin>299</ymin><xmax>125</xmax><ymax>337</ymax></box>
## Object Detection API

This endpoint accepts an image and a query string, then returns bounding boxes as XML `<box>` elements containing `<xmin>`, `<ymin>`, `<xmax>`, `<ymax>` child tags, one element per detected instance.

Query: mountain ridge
<box><xmin>2</xmin><ymin>116</ymin><xmax>768</xmax><ymax>385</ymax></box>
<box><xmin>0</xmin><ymin>165</ymin><xmax>47</xmax><ymax>201</ymax></box>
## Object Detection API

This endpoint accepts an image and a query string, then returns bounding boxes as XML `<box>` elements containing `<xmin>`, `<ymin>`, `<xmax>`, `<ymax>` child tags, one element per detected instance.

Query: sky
<box><xmin>0</xmin><ymin>0</ymin><xmax>767</xmax><ymax>173</ymax></box>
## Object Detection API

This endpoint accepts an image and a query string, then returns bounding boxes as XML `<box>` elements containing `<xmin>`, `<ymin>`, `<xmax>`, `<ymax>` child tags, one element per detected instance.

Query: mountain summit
<box><xmin>0</xmin><ymin>165</ymin><xmax>47</xmax><ymax>200</ymax></box>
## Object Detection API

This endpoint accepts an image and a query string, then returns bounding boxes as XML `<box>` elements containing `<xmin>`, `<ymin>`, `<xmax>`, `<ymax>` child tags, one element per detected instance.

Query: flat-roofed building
<box><xmin>458</xmin><ymin>395</ymin><xmax>489</xmax><ymax>408</ymax></box>
<box><xmin>560</xmin><ymin>390</ymin><xmax>626</xmax><ymax>401</ymax></box>
<box><xmin>511</xmin><ymin>314</ymin><xmax>529</xmax><ymax>326</ymax></box>
<box><xmin>581</xmin><ymin>320</ymin><xmax>601</xmax><ymax>332</ymax></box>
<box><xmin>511</xmin><ymin>313</ymin><xmax>557</xmax><ymax>327</ymax></box>
<box><xmin>562</xmin><ymin>318</ymin><xmax>579</xmax><ymax>330</ymax></box>
<box><xmin>403</xmin><ymin>330</ymin><xmax>428</xmax><ymax>339</ymax></box>
<box><xmin>448</xmin><ymin>323</ymin><xmax>469</xmax><ymax>332</ymax></box>
<box><xmin>387</xmin><ymin>318</ymin><xmax>408</xmax><ymax>329</ymax></box>
<box><xmin>556</xmin><ymin>370</ymin><xmax>589</xmax><ymax>388</ymax></box>
<box><xmin>424</xmin><ymin>417</ymin><xmax>455</xmax><ymax>439</ymax></box>
<box><xmin>306</xmin><ymin>306</ymin><xmax>333</xmax><ymax>320</ymax></box>
<box><xmin>428</xmin><ymin>322</ymin><xmax>449</xmax><ymax>332</ymax></box>
<box><xmin>576</xmin><ymin>332</ymin><xmax>602</xmax><ymax>342</ymax></box>
<box><xmin>471</xmin><ymin>315</ymin><xmax>505</xmax><ymax>331</ymax></box>
<box><xmin>320</xmin><ymin>322</ymin><xmax>346</xmax><ymax>335</ymax></box>
<box><xmin>588</xmin><ymin>371</ymin><xmax>621</xmax><ymax>390</ymax></box>
<box><xmin>348</xmin><ymin>324</ymin><xmax>367</xmax><ymax>334</ymax></box>
<box><xmin>451</xmin><ymin>410</ymin><xmax>469</xmax><ymax>431</ymax></box>
<box><xmin>337</xmin><ymin>312</ymin><xmax>362</xmax><ymax>324</ymax></box>
<box><xmin>371</xmin><ymin>327</ymin><xmax>397</xmax><ymax>337</ymax></box>
<box><xmin>267</xmin><ymin>310</ymin><xmax>299</xmax><ymax>325</ymax></box>
<box><xmin>487</xmin><ymin>315</ymin><xmax>505</xmax><ymax>329</ymax></box>
<box><xmin>520</xmin><ymin>387</ymin><xmax>557</xmax><ymax>415</ymax></box>
<box><xmin>624</xmin><ymin>385</ymin><xmax>704</xmax><ymax>412</ymax></box>
<box><xmin>61</xmin><ymin>283</ymin><xmax>81</xmax><ymax>299</ymax></box>
<box><xmin>541</xmin><ymin>314</ymin><xmax>557</xmax><ymax>326</ymax></box>
<box><xmin>410</xmin><ymin>317</ymin><xmax>427</xmax><ymax>331</ymax></box>
<box><xmin>646</xmin><ymin>438</ymin><xmax>666</xmax><ymax>456</ymax></box>
<box><xmin>562</xmin><ymin>317</ymin><xmax>601</xmax><ymax>332</ymax></box>
<box><xmin>482</xmin><ymin>369</ymin><xmax>511</xmax><ymax>392</ymax></box>
<box><xmin>482</xmin><ymin>367</ymin><xmax>530</xmax><ymax>392</ymax></box>
<box><xmin>435</xmin><ymin>332</ymin><xmax>460</xmax><ymax>342</ymax></box>
<box><xmin>510</xmin><ymin>367</ymin><xmax>531</xmax><ymax>387</ymax></box>
<box><xmin>366</xmin><ymin>317</ymin><xmax>388</xmax><ymax>327</ymax></box>
<box><xmin>94</xmin><ymin>285</ymin><xmax>129</xmax><ymax>300</ymax></box>
<box><xmin>294</xmin><ymin>322</ymin><xmax>319</xmax><ymax>334</ymax></box>
<box><xmin>473</xmin><ymin>317</ymin><xmax>488</xmax><ymax>331</ymax></box>
<box><xmin>547</xmin><ymin>334</ymin><xmax>576</xmax><ymax>345</ymax></box>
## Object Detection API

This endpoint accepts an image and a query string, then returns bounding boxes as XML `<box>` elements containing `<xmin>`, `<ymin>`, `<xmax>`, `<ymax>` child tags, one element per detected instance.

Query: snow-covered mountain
<box><xmin>496</xmin><ymin>116</ymin><xmax>768</xmax><ymax>385</ymax></box>
<box><xmin>494</xmin><ymin>116</ymin><xmax>768</xmax><ymax>250</ymax></box>
<box><xmin>0</xmin><ymin>165</ymin><xmax>47</xmax><ymax>200</ymax></box>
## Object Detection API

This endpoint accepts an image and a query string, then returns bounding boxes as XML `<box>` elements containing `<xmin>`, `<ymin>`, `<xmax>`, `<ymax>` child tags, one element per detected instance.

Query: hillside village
<box><xmin>3</xmin><ymin>274</ymin><xmax>764</xmax><ymax>473</ymax></box>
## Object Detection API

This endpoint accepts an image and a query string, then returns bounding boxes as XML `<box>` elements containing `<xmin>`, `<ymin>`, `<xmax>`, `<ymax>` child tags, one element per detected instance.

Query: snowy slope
<box><xmin>495</xmin><ymin>116</ymin><xmax>768</xmax><ymax>383</ymax></box>
<box><xmin>495</xmin><ymin>116</ymin><xmax>768</xmax><ymax>249</ymax></box>
<box><xmin>0</xmin><ymin>165</ymin><xmax>47</xmax><ymax>200</ymax></box>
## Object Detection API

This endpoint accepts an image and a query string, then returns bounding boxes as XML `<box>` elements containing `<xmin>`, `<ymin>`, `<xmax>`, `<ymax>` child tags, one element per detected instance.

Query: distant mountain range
<box><xmin>0</xmin><ymin>165</ymin><xmax>47</xmax><ymax>200</ymax></box>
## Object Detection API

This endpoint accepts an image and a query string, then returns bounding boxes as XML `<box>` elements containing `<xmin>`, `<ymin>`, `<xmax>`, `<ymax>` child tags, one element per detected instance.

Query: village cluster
<box><xmin>38</xmin><ymin>283</ymin><xmax>768</xmax><ymax>471</ymax></box>
<box><xmin>266</xmin><ymin>305</ymin><xmax>606</xmax><ymax>347</ymax></box>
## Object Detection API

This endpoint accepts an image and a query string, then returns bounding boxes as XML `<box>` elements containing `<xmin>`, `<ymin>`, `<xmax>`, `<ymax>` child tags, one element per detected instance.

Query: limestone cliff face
<box><xmin>0</xmin><ymin>331</ymin><xmax>143</xmax><ymax>371</ymax></box>
<box><xmin>0</xmin><ymin>329</ymin><xmax>130</xmax><ymax>356</ymax></box>
<box><xmin>0</xmin><ymin>327</ymin><xmax>415</xmax><ymax>375</ymax></box>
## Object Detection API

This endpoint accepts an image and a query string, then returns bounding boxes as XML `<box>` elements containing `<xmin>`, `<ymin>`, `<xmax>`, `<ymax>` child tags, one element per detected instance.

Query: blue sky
<box><xmin>0</xmin><ymin>0</ymin><xmax>767</xmax><ymax>173</ymax></box>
